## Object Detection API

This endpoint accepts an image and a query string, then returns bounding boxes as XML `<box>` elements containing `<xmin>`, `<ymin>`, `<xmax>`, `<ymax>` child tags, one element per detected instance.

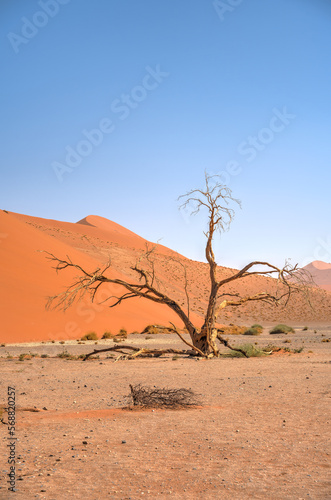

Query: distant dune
<box><xmin>1</xmin><ymin>210</ymin><xmax>331</xmax><ymax>343</ymax></box>
<box><xmin>303</xmin><ymin>260</ymin><xmax>331</xmax><ymax>292</ymax></box>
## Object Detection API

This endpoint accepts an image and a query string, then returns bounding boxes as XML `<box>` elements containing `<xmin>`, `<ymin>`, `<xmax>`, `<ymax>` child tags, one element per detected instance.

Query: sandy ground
<box><xmin>0</xmin><ymin>329</ymin><xmax>330</xmax><ymax>499</ymax></box>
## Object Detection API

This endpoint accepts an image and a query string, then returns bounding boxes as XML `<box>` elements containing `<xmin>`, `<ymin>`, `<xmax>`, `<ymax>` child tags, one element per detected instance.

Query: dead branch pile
<box><xmin>128</xmin><ymin>384</ymin><xmax>200</xmax><ymax>409</ymax></box>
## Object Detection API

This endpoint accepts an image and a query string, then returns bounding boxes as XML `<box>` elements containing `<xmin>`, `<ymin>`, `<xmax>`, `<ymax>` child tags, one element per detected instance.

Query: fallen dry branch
<box><xmin>127</xmin><ymin>384</ymin><xmax>200</xmax><ymax>409</ymax></box>
<box><xmin>83</xmin><ymin>345</ymin><xmax>193</xmax><ymax>361</ymax></box>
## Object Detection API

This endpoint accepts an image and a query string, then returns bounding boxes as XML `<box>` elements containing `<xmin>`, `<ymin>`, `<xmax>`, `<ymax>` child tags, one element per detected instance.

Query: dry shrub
<box><xmin>269</xmin><ymin>324</ymin><xmax>295</xmax><ymax>334</ymax></box>
<box><xmin>118</xmin><ymin>328</ymin><xmax>128</xmax><ymax>338</ymax></box>
<box><xmin>221</xmin><ymin>324</ymin><xmax>248</xmax><ymax>335</ymax></box>
<box><xmin>140</xmin><ymin>324</ymin><xmax>179</xmax><ymax>335</ymax></box>
<box><xmin>141</xmin><ymin>324</ymin><xmax>159</xmax><ymax>335</ymax></box>
<box><xmin>102</xmin><ymin>331</ymin><xmax>113</xmax><ymax>339</ymax></box>
<box><xmin>140</xmin><ymin>324</ymin><xmax>164</xmax><ymax>335</ymax></box>
<box><xmin>81</xmin><ymin>332</ymin><xmax>98</xmax><ymax>341</ymax></box>
<box><xmin>128</xmin><ymin>384</ymin><xmax>200</xmax><ymax>409</ymax></box>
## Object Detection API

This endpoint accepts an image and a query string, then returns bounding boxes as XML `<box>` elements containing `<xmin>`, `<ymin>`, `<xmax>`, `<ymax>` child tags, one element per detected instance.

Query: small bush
<box><xmin>57</xmin><ymin>351</ymin><xmax>74</xmax><ymax>359</ymax></box>
<box><xmin>81</xmin><ymin>332</ymin><xmax>98</xmax><ymax>341</ymax></box>
<box><xmin>221</xmin><ymin>325</ymin><xmax>248</xmax><ymax>335</ymax></box>
<box><xmin>141</xmin><ymin>325</ymin><xmax>159</xmax><ymax>335</ymax></box>
<box><xmin>41</xmin><ymin>354</ymin><xmax>49</xmax><ymax>358</ymax></box>
<box><xmin>302</xmin><ymin>326</ymin><xmax>308</xmax><ymax>331</ymax></box>
<box><xmin>244</xmin><ymin>327</ymin><xmax>261</xmax><ymax>336</ymax></box>
<box><xmin>140</xmin><ymin>324</ymin><xmax>173</xmax><ymax>335</ymax></box>
<box><xmin>102</xmin><ymin>331</ymin><xmax>113</xmax><ymax>339</ymax></box>
<box><xmin>19</xmin><ymin>353</ymin><xmax>27</xmax><ymax>361</ymax></box>
<box><xmin>251</xmin><ymin>323</ymin><xmax>263</xmax><ymax>331</ymax></box>
<box><xmin>269</xmin><ymin>324</ymin><xmax>295</xmax><ymax>334</ymax></box>
<box><xmin>226</xmin><ymin>344</ymin><xmax>266</xmax><ymax>358</ymax></box>
<box><xmin>118</xmin><ymin>328</ymin><xmax>127</xmax><ymax>337</ymax></box>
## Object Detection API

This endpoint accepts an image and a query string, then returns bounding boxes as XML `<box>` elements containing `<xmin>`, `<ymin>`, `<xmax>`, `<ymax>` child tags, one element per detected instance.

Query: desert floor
<box><xmin>0</xmin><ymin>327</ymin><xmax>330</xmax><ymax>499</ymax></box>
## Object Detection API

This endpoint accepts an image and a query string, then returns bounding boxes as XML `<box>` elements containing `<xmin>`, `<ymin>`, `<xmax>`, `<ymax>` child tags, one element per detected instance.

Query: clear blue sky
<box><xmin>1</xmin><ymin>0</ymin><xmax>330</xmax><ymax>269</ymax></box>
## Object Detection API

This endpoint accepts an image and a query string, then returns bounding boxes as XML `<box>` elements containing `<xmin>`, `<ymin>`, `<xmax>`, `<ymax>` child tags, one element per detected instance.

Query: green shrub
<box><xmin>81</xmin><ymin>332</ymin><xmax>98</xmax><ymax>341</ymax></box>
<box><xmin>226</xmin><ymin>344</ymin><xmax>266</xmax><ymax>358</ymax></box>
<box><xmin>57</xmin><ymin>351</ymin><xmax>73</xmax><ymax>359</ymax></box>
<box><xmin>41</xmin><ymin>354</ymin><xmax>49</xmax><ymax>358</ymax></box>
<box><xmin>251</xmin><ymin>324</ymin><xmax>263</xmax><ymax>332</ymax></box>
<box><xmin>302</xmin><ymin>326</ymin><xmax>308</xmax><ymax>331</ymax></box>
<box><xmin>244</xmin><ymin>327</ymin><xmax>261</xmax><ymax>336</ymax></box>
<box><xmin>118</xmin><ymin>328</ymin><xmax>127</xmax><ymax>337</ymax></box>
<box><xmin>102</xmin><ymin>331</ymin><xmax>113</xmax><ymax>339</ymax></box>
<box><xmin>269</xmin><ymin>324</ymin><xmax>295</xmax><ymax>334</ymax></box>
<box><xmin>19</xmin><ymin>353</ymin><xmax>27</xmax><ymax>361</ymax></box>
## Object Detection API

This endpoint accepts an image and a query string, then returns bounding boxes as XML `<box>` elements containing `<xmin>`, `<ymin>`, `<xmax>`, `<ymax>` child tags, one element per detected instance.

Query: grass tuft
<box><xmin>269</xmin><ymin>324</ymin><xmax>295</xmax><ymax>334</ymax></box>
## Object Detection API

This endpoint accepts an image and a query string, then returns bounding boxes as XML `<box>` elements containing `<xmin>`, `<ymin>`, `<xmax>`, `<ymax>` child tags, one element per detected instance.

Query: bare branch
<box><xmin>216</xmin><ymin>332</ymin><xmax>249</xmax><ymax>358</ymax></box>
<box><xmin>83</xmin><ymin>345</ymin><xmax>194</xmax><ymax>361</ymax></box>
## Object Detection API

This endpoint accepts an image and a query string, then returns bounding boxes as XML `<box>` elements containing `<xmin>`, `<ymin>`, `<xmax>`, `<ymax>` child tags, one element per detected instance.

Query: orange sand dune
<box><xmin>0</xmin><ymin>211</ymin><xmax>182</xmax><ymax>343</ymax></box>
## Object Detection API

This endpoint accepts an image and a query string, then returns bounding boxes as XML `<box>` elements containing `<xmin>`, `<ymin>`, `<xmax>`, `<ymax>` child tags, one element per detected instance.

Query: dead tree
<box><xmin>46</xmin><ymin>173</ymin><xmax>313</xmax><ymax>358</ymax></box>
